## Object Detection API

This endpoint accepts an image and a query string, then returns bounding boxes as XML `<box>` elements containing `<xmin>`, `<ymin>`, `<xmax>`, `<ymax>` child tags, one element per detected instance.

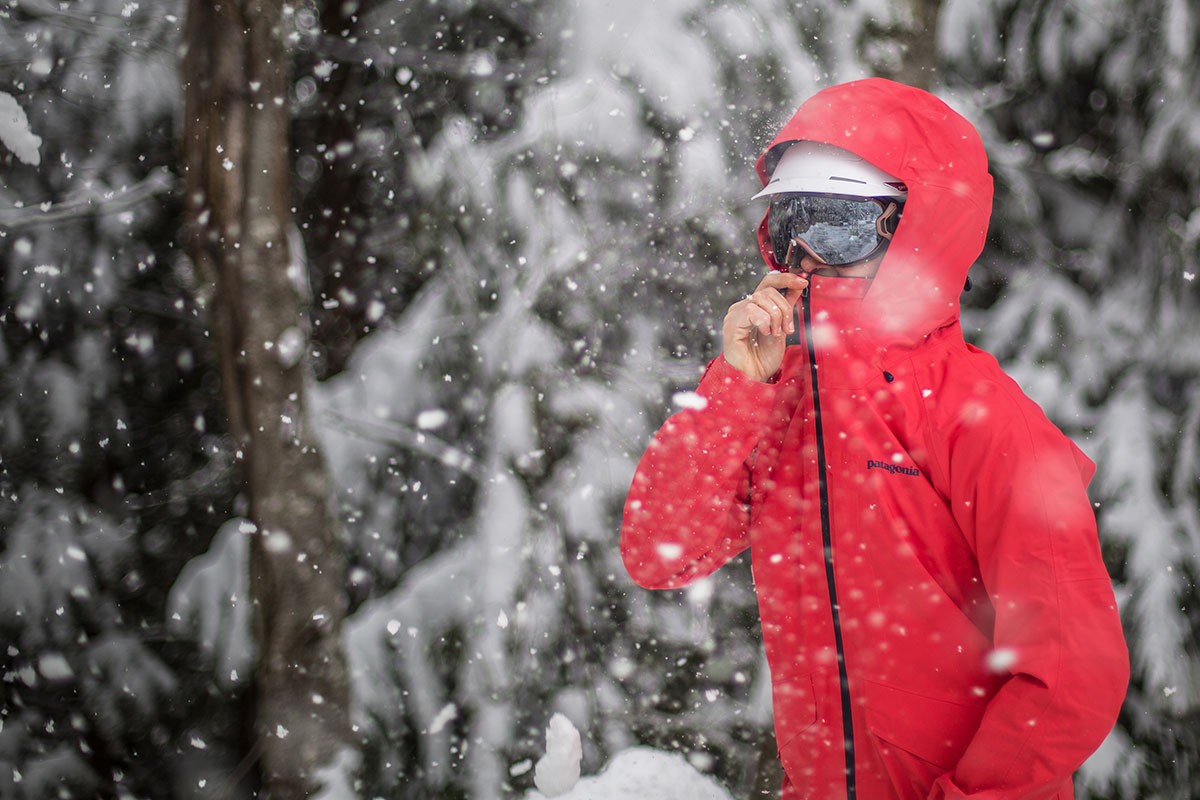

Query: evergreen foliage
<box><xmin>0</xmin><ymin>0</ymin><xmax>1196</xmax><ymax>798</ymax></box>
<box><xmin>1</xmin><ymin>2</ymin><xmax>245</xmax><ymax>796</ymax></box>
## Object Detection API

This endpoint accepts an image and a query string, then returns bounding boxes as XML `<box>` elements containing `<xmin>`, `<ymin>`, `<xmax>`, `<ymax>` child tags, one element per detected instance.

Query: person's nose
<box><xmin>800</xmin><ymin>253</ymin><xmax>827</xmax><ymax>272</ymax></box>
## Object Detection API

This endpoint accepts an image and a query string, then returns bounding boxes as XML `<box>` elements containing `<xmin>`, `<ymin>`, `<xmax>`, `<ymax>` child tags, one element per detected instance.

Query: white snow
<box><xmin>656</xmin><ymin>542</ymin><xmax>684</xmax><ymax>561</ymax></box>
<box><xmin>671</xmin><ymin>391</ymin><xmax>708</xmax><ymax>411</ymax></box>
<box><xmin>4</xmin><ymin>0</ymin><xmax>1194</xmax><ymax>797</ymax></box>
<box><xmin>533</xmin><ymin>713</ymin><xmax>583</xmax><ymax>797</ymax></box>
<box><xmin>416</xmin><ymin>408</ymin><xmax>449</xmax><ymax>430</ymax></box>
<box><xmin>526</xmin><ymin>746</ymin><xmax>733</xmax><ymax>800</ymax></box>
<box><xmin>428</xmin><ymin>702</ymin><xmax>458</xmax><ymax>735</ymax></box>
<box><xmin>262</xmin><ymin>529</ymin><xmax>293</xmax><ymax>553</ymax></box>
<box><xmin>166</xmin><ymin>519</ymin><xmax>254</xmax><ymax>686</ymax></box>
<box><xmin>36</xmin><ymin>652</ymin><xmax>73</xmax><ymax>681</ymax></box>
<box><xmin>985</xmin><ymin>647</ymin><xmax>1018</xmax><ymax>672</ymax></box>
<box><xmin>275</xmin><ymin>326</ymin><xmax>305</xmax><ymax>368</ymax></box>
<box><xmin>311</xmin><ymin>748</ymin><xmax>361</xmax><ymax>800</ymax></box>
<box><xmin>0</xmin><ymin>91</ymin><xmax>41</xmax><ymax>166</ymax></box>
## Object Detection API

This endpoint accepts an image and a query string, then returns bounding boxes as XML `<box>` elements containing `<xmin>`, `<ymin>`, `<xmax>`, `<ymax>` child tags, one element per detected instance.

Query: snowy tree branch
<box><xmin>0</xmin><ymin>167</ymin><xmax>175</xmax><ymax>230</ymax></box>
<box><xmin>320</xmin><ymin>410</ymin><xmax>484</xmax><ymax>480</ymax></box>
<box><xmin>313</xmin><ymin>35</ymin><xmax>527</xmax><ymax>83</ymax></box>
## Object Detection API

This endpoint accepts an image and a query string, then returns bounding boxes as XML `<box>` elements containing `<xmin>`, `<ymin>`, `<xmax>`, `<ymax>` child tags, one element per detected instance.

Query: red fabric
<box><xmin>621</xmin><ymin>79</ymin><xmax>1128</xmax><ymax>800</ymax></box>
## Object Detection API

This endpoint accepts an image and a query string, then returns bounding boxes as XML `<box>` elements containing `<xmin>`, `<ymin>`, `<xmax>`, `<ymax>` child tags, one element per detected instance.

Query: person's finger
<box><xmin>754</xmin><ymin>274</ymin><xmax>808</xmax><ymax>310</ymax></box>
<box><xmin>753</xmin><ymin>288</ymin><xmax>793</xmax><ymax>335</ymax></box>
<box><xmin>757</xmin><ymin>271</ymin><xmax>809</xmax><ymax>303</ymax></box>
<box><xmin>749</xmin><ymin>292</ymin><xmax>781</xmax><ymax>335</ymax></box>
<box><xmin>757</xmin><ymin>270</ymin><xmax>808</xmax><ymax>288</ymax></box>
<box><xmin>746</xmin><ymin>292</ymin><xmax>782</xmax><ymax>337</ymax></box>
<box><xmin>744</xmin><ymin>304</ymin><xmax>773</xmax><ymax>339</ymax></box>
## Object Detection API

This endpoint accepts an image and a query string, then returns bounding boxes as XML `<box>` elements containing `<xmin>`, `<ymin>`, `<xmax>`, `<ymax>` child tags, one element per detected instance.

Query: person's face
<box><xmin>769</xmin><ymin>193</ymin><xmax>899</xmax><ymax>280</ymax></box>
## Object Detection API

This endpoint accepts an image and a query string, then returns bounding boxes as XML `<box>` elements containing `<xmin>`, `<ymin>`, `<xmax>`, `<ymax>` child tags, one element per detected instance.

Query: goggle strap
<box><xmin>785</xmin><ymin>236</ymin><xmax>821</xmax><ymax>269</ymax></box>
<box><xmin>876</xmin><ymin>200</ymin><xmax>901</xmax><ymax>238</ymax></box>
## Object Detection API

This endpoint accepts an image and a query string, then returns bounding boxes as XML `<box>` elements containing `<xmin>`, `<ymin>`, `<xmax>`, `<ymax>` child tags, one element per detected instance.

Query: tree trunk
<box><xmin>863</xmin><ymin>0</ymin><xmax>943</xmax><ymax>90</ymax></box>
<box><xmin>180</xmin><ymin>2</ymin><xmax>351</xmax><ymax>797</ymax></box>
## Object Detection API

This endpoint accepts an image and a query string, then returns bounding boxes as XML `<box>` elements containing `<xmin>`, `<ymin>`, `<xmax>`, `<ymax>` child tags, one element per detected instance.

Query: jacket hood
<box><xmin>755</xmin><ymin>78</ymin><xmax>993</xmax><ymax>348</ymax></box>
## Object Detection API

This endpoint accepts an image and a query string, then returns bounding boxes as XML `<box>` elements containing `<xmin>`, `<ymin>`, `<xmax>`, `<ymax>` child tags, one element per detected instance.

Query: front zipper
<box><xmin>801</xmin><ymin>287</ymin><xmax>856</xmax><ymax>798</ymax></box>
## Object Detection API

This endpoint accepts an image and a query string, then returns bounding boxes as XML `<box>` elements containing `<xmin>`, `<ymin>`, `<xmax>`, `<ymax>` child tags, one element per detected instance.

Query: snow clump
<box><xmin>672</xmin><ymin>391</ymin><xmax>708</xmax><ymax>411</ymax></box>
<box><xmin>534</xmin><ymin>713</ymin><xmax>582</xmax><ymax>797</ymax></box>
<box><xmin>0</xmin><ymin>91</ymin><xmax>42</xmax><ymax>165</ymax></box>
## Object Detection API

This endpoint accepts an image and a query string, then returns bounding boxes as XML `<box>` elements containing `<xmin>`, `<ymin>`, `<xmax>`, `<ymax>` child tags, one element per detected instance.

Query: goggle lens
<box><xmin>768</xmin><ymin>194</ymin><xmax>899</xmax><ymax>267</ymax></box>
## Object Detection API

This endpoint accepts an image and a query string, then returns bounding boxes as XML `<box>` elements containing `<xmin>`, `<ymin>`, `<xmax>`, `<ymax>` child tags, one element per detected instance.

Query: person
<box><xmin>620</xmin><ymin>78</ymin><xmax>1129</xmax><ymax>800</ymax></box>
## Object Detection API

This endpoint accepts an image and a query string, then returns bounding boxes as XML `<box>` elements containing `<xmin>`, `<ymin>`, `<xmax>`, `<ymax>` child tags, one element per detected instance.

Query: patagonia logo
<box><xmin>867</xmin><ymin>459</ymin><xmax>919</xmax><ymax>477</ymax></box>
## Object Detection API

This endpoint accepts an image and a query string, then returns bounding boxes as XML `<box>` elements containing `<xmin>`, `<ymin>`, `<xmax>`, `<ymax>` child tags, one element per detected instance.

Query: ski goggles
<box><xmin>767</xmin><ymin>194</ymin><xmax>902</xmax><ymax>268</ymax></box>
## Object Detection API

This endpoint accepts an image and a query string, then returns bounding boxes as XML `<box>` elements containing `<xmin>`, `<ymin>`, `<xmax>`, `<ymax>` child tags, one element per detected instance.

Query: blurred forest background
<box><xmin>1</xmin><ymin>0</ymin><xmax>1198</xmax><ymax>798</ymax></box>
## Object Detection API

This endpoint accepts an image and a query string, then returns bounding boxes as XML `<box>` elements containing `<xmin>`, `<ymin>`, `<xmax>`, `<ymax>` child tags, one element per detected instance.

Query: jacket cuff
<box><xmin>695</xmin><ymin>355</ymin><xmax>778</xmax><ymax>424</ymax></box>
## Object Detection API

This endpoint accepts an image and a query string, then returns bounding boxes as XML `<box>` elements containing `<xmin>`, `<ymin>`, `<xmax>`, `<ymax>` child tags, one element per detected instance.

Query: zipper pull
<box><xmin>797</xmin><ymin>268</ymin><xmax>811</xmax><ymax>298</ymax></box>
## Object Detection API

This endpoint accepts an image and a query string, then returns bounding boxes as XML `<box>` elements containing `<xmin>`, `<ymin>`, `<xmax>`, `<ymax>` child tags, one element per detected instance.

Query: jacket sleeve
<box><xmin>929</xmin><ymin>382</ymin><xmax>1129</xmax><ymax>800</ymax></box>
<box><xmin>621</xmin><ymin>355</ymin><xmax>778</xmax><ymax>590</ymax></box>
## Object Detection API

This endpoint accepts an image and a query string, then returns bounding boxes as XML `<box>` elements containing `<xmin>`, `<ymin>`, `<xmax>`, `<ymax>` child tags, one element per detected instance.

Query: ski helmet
<box><xmin>751</xmin><ymin>141</ymin><xmax>907</xmax><ymax>201</ymax></box>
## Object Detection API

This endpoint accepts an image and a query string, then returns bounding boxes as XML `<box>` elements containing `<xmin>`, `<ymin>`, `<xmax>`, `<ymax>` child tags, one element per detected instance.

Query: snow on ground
<box><xmin>524</xmin><ymin>747</ymin><xmax>734</xmax><ymax>800</ymax></box>
<box><xmin>524</xmin><ymin>715</ymin><xmax>733</xmax><ymax>800</ymax></box>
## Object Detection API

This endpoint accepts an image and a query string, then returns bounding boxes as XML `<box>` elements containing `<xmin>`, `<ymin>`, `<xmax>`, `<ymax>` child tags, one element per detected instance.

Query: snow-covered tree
<box><xmin>3</xmin><ymin>0</ymin><xmax>1198</xmax><ymax>798</ymax></box>
<box><xmin>0</xmin><ymin>1</ymin><xmax>246</xmax><ymax>796</ymax></box>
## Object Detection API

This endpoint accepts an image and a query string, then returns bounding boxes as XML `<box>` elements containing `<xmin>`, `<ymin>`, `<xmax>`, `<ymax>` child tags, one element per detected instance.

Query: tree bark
<box><xmin>180</xmin><ymin>2</ymin><xmax>351</xmax><ymax>797</ymax></box>
<box><xmin>863</xmin><ymin>0</ymin><xmax>943</xmax><ymax>90</ymax></box>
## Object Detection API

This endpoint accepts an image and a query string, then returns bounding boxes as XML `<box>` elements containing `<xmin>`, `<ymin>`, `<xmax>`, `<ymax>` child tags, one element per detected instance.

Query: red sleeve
<box><xmin>620</xmin><ymin>355</ymin><xmax>778</xmax><ymax>590</ymax></box>
<box><xmin>930</xmin><ymin>382</ymin><xmax>1129</xmax><ymax>800</ymax></box>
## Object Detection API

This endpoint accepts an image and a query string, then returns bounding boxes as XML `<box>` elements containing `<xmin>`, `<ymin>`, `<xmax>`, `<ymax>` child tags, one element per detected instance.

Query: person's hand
<box><xmin>722</xmin><ymin>271</ymin><xmax>808</xmax><ymax>382</ymax></box>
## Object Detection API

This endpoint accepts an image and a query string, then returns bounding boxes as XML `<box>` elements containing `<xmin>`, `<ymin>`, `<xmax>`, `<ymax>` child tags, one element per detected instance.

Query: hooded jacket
<box><xmin>621</xmin><ymin>79</ymin><xmax>1128</xmax><ymax>800</ymax></box>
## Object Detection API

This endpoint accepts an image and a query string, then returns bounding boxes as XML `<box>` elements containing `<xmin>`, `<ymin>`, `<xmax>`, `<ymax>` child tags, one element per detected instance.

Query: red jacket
<box><xmin>621</xmin><ymin>79</ymin><xmax>1128</xmax><ymax>800</ymax></box>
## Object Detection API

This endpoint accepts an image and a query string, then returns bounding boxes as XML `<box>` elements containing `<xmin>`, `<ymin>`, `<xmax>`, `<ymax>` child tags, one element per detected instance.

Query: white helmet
<box><xmin>752</xmin><ymin>141</ymin><xmax>907</xmax><ymax>200</ymax></box>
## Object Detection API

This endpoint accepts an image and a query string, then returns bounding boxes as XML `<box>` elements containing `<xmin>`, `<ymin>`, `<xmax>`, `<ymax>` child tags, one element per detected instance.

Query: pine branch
<box><xmin>0</xmin><ymin>167</ymin><xmax>175</xmax><ymax>230</ymax></box>
<box><xmin>320</xmin><ymin>410</ymin><xmax>483</xmax><ymax>480</ymax></box>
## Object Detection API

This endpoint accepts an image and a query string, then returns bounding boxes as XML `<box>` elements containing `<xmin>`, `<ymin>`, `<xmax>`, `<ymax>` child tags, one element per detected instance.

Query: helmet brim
<box><xmin>751</xmin><ymin>140</ymin><xmax>908</xmax><ymax>201</ymax></box>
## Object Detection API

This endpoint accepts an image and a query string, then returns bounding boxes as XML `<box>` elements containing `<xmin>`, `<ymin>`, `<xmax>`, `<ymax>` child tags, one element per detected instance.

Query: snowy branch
<box><xmin>320</xmin><ymin>409</ymin><xmax>483</xmax><ymax>480</ymax></box>
<box><xmin>9</xmin><ymin>0</ymin><xmax>176</xmax><ymax>58</ymax></box>
<box><xmin>0</xmin><ymin>167</ymin><xmax>175</xmax><ymax>230</ymax></box>
<box><xmin>314</xmin><ymin>35</ymin><xmax>527</xmax><ymax>83</ymax></box>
